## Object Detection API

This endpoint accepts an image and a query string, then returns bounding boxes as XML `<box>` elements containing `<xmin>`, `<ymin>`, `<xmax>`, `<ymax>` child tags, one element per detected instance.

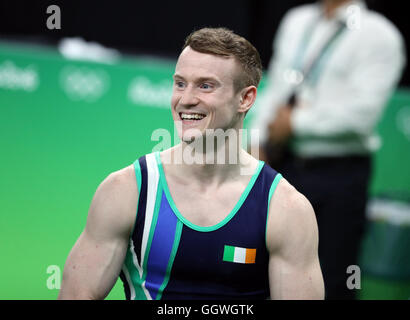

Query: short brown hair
<box><xmin>183</xmin><ymin>27</ymin><xmax>262</xmax><ymax>91</ymax></box>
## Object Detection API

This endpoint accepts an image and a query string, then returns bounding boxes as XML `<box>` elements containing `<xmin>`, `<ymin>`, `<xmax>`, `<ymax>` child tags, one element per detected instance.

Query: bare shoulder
<box><xmin>103</xmin><ymin>165</ymin><xmax>137</xmax><ymax>191</ymax></box>
<box><xmin>86</xmin><ymin>164</ymin><xmax>138</xmax><ymax>240</ymax></box>
<box><xmin>94</xmin><ymin>164</ymin><xmax>137</xmax><ymax>207</ymax></box>
<box><xmin>270</xmin><ymin>178</ymin><xmax>313</xmax><ymax>216</ymax></box>
<box><xmin>266</xmin><ymin>178</ymin><xmax>318</xmax><ymax>254</ymax></box>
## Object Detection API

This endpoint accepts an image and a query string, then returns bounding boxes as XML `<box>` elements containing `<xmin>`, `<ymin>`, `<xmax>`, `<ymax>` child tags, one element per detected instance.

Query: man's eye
<box><xmin>200</xmin><ymin>83</ymin><xmax>212</xmax><ymax>89</ymax></box>
<box><xmin>175</xmin><ymin>81</ymin><xmax>185</xmax><ymax>88</ymax></box>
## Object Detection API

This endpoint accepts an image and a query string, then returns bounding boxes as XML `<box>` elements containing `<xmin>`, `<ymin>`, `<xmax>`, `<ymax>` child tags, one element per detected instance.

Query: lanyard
<box><xmin>292</xmin><ymin>16</ymin><xmax>320</xmax><ymax>72</ymax></box>
<box><xmin>292</xmin><ymin>14</ymin><xmax>347</xmax><ymax>87</ymax></box>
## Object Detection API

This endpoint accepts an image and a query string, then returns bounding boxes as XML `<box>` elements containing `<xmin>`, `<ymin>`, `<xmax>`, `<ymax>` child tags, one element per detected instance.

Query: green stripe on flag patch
<box><xmin>223</xmin><ymin>245</ymin><xmax>235</xmax><ymax>262</ymax></box>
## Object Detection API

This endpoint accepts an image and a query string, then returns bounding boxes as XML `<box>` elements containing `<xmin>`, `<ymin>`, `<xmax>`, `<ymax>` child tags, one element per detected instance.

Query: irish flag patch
<box><xmin>223</xmin><ymin>245</ymin><xmax>256</xmax><ymax>264</ymax></box>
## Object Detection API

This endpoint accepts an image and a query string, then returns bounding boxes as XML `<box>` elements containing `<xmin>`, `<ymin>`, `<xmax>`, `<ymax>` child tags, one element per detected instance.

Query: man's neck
<box><xmin>181</xmin><ymin>136</ymin><xmax>245</xmax><ymax>184</ymax></box>
<box><xmin>164</xmin><ymin>137</ymin><xmax>256</xmax><ymax>187</ymax></box>
<box><xmin>322</xmin><ymin>0</ymin><xmax>352</xmax><ymax>19</ymax></box>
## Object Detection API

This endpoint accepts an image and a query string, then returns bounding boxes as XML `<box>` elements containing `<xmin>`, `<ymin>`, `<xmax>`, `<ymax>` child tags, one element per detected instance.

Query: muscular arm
<box><xmin>266</xmin><ymin>179</ymin><xmax>324</xmax><ymax>299</ymax></box>
<box><xmin>58</xmin><ymin>165</ymin><xmax>138</xmax><ymax>300</ymax></box>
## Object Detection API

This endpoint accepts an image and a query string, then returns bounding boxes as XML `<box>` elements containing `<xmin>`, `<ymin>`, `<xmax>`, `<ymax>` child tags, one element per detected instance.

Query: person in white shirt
<box><xmin>250</xmin><ymin>0</ymin><xmax>406</xmax><ymax>299</ymax></box>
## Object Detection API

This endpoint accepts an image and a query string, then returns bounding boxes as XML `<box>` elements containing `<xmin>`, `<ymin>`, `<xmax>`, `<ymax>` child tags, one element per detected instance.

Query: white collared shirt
<box><xmin>250</xmin><ymin>0</ymin><xmax>406</xmax><ymax>157</ymax></box>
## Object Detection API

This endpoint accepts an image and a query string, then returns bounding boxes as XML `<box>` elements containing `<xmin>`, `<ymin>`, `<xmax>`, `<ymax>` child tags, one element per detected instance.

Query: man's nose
<box><xmin>179</xmin><ymin>86</ymin><xmax>199</xmax><ymax>106</ymax></box>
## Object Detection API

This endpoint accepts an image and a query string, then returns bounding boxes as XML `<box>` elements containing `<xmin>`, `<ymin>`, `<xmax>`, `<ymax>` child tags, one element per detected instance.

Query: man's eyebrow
<box><xmin>173</xmin><ymin>74</ymin><xmax>220</xmax><ymax>83</ymax></box>
<box><xmin>196</xmin><ymin>76</ymin><xmax>220</xmax><ymax>83</ymax></box>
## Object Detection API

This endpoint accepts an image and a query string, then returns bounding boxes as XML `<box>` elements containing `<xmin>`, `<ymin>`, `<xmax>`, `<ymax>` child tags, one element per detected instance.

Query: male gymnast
<box><xmin>58</xmin><ymin>27</ymin><xmax>324</xmax><ymax>300</ymax></box>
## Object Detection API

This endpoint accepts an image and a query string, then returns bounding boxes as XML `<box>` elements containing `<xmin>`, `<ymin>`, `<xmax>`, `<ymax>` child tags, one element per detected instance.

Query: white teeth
<box><xmin>181</xmin><ymin>113</ymin><xmax>205</xmax><ymax>120</ymax></box>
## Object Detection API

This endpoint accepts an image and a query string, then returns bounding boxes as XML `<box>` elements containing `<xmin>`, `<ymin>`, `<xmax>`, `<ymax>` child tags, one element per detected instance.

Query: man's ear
<box><xmin>238</xmin><ymin>86</ymin><xmax>257</xmax><ymax>114</ymax></box>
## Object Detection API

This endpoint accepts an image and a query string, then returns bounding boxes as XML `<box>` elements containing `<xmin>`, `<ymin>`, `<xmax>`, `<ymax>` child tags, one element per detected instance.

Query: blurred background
<box><xmin>0</xmin><ymin>0</ymin><xmax>409</xmax><ymax>299</ymax></box>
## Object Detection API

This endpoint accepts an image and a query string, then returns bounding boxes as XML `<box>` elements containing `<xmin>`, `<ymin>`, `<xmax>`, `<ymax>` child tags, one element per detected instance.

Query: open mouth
<box><xmin>179</xmin><ymin>112</ymin><xmax>206</xmax><ymax>121</ymax></box>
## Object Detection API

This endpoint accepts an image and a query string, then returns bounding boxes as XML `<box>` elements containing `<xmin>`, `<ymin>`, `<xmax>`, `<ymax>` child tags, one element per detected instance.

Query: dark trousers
<box><xmin>279</xmin><ymin>154</ymin><xmax>371</xmax><ymax>300</ymax></box>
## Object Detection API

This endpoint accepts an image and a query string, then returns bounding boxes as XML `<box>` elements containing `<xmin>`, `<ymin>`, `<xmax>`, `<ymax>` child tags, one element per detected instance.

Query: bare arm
<box><xmin>58</xmin><ymin>165</ymin><xmax>138</xmax><ymax>300</ymax></box>
<box><xmin>266</xmin><ymin>178</ymin><xmax>324</xmax><ymax>299</ymax></box>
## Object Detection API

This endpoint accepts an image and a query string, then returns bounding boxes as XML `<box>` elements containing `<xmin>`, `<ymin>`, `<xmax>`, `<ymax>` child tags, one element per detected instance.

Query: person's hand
<box><xmin>267</xmin><ymin>105</ymin><xmax>293</xmax><ymax>144</ymax></box>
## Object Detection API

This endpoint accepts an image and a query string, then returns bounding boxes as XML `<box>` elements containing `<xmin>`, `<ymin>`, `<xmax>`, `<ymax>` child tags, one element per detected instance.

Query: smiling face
<box><xmin>172</xmin><ymin>46</ymin><xmax>245</xmax><ymax>143</ymax></box>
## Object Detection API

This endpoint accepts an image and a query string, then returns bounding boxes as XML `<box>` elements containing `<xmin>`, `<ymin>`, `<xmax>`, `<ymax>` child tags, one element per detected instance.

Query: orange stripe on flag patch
<box><xmin>245</xmin><ymin>248</ymin><xmax>257</xmax><ymax>264</ymax></box>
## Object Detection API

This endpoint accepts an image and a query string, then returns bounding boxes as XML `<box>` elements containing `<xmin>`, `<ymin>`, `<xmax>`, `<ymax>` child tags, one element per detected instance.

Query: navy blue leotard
<box><xmin>119</xmin><ymin>152</ymin><xmax>282</xmax><ymax>300</ymax></box>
